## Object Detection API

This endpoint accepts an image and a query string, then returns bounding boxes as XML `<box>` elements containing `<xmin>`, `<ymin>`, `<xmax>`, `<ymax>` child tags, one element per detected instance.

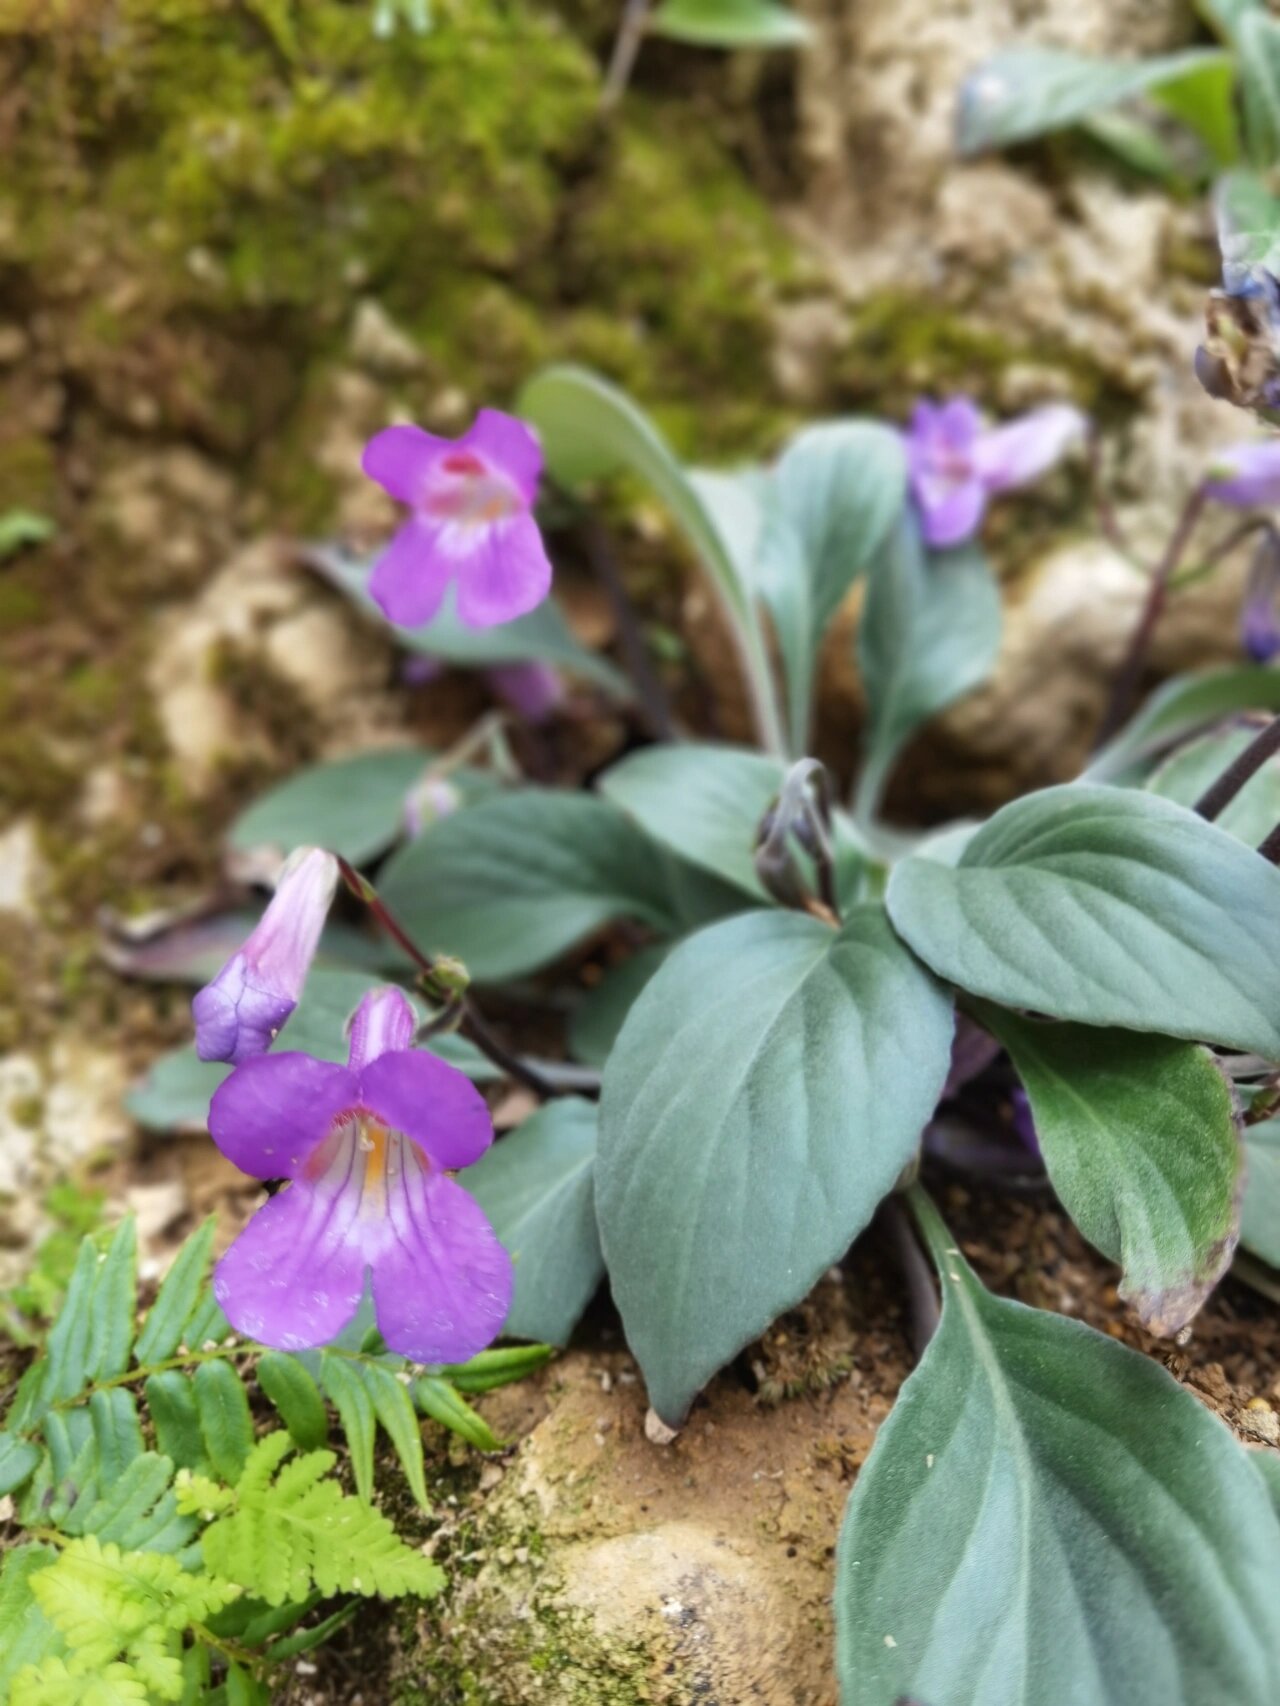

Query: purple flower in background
<box><xmin>210</xmin><ymin>985</ymin><xmax>513</xmax><ymax>1361</ymax></box>
<box><xmin>362</xmin><ymin>409</ymin><xmax>553</xmax><ymax>630</ymax></box>
<box><xmin>1203</xmin><ymin>439</ymin><xmax>1280</xmax><ymax>509</ymax></box>
<box><xmin>903</xmin><ymin>397</ymin><xmax>1087</xmax><ymax>548</ymax></box>
<box><xmin>485</xmin><ymin>660</ymin><xmax>565</xmax><ymax>723</ymax></box>
<box><xmin>1009</xmin><ymin>1087</ymin><xmax>1041</xmax><ymax>1161</ymax></box>
<box><xmin>193</xmin><ymin>847</ymin><xmax>337</xmax><ymax>1064</ymax></box>
<box><xmin>1241</xmin><ymin>531</ymin><xmax>1280</xmax><ymax>662</ymax></box>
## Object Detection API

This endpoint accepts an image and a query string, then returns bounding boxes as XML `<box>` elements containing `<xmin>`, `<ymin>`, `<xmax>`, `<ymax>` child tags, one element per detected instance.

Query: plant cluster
<box><xmin>9</xmin><ymin>17</ymin><xmax>1280</xmax><ymax>1698</ymax></box>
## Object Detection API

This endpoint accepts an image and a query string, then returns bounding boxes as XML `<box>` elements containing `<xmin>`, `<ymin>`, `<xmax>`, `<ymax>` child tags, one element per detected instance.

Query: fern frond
<box><xmin>29</xmin><ymin>1535</ymin><xmax>240</xmax><ymax>1663</ymax></box>
<box><xmin>12</xmin><ymin>1654</ymin><xmax>150</xmax><ymax>1706</ymax></box>
<box><xmin>0</xmin><ymin>1544</ymin><xmax>63</xmax><ymax>1697</ymax></box>
<box><xmin>195</xmin><ymin>1431</ymin><xmax>444</xmax><ymax>1607</ymax></box>
<box><xmin>192</xmin><ymin>1359</ymin><xmax>254</xmax><ymax>1484</ymax></box>
<box><xmin>134</xmin><ymin>1220</ymin><xmax>216</xmax><ymax>1366</ymax></box>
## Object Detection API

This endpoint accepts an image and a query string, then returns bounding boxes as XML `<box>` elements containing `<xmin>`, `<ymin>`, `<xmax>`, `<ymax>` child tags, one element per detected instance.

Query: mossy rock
<box><xmin>0</xmin><ymin>0</ymin><xmax>796</xmax><ymax>486</ymax></box>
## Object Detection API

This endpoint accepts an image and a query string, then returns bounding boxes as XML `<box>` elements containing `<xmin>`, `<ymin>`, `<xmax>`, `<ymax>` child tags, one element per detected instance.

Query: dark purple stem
<box><xmin>882</xmin><ymin>1194</ymin><xmax>940</xmax><ymax>1359</ymax></box>
<box><xmin>336</xmin><ymin>857</ymin><xmax>559</xmax><ymax>1098</ymax></box>
<box><xmin>1096</xmin><ymin>488</ymin><xmax>1207</xmax><ymax>747</ymax></box>
<box><xmin>1193</xmin><ymin>712</ymin><xmax>1280</xmax><ymax>823</ymax></box>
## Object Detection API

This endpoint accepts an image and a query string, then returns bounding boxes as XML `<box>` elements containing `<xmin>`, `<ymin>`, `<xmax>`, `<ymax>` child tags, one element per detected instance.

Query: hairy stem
<box><xmin>336</xmin><ymin>857</ymin><xmax>559</xmax><ymax>1098</ymax></box>
<box><xmin>1193</xmin><ymin>712</ymin><xmax>1280</xmax><ymax>822</ymax></box>
<box><xmin>1096</xmin><ymin>488</ymin><xmax>1207</xmax><ymax>746</ymax></box>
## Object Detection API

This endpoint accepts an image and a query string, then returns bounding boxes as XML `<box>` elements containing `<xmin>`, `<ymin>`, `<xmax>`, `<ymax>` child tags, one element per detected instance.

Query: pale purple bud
<box><xmin>193</xmin><ymin>847</ymin><xmax>338</xmax><ymax>1063</ymax></box>
<box><xmin>403</xmin><ymin>774</ymin><xmax>462</xmax><ymax>838</ymax></box>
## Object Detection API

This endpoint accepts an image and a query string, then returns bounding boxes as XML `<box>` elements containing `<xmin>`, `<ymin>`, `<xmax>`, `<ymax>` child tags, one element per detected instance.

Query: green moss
<box><xmin>838</xmin><ymin>290</ymin><xmax>1115</xmax><ymax>416</ymax></box>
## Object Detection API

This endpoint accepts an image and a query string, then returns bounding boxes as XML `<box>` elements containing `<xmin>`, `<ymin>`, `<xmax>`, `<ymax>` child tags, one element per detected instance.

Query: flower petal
<box><xmin>362</xmin><ymin>424</ymin><xmax>449</xmax><ymax>505</ymax></box>
<box><xmin>463</xmin><ymin>408</ymin><xmax>543</xmax><ymax>504</ymax></box>
<box><xmin>454</xmin><ymin>512</ymin><xmax>553</xmax><ymax>629</ymax></box>
<box><xmin>371</xmin><ymin>1158</ymin><xmax>512</xmax><ymax>1362</ymax></box>
<box><xmin>908</xmin><ymin>396</ymin><xmax>982</xmax><ymax>453</ymax></box>
<box><xmin>359</xmin><ymin>1048</ymin><xmax>493</xmax><ymax>1169</ymax></box>
<box><xmin>911</xmin><ymin>474</ymin><xmax>987</xmax><ymax>549</ymax></box>
<box><xmin>368</xmin><ymin>519</ymin><xmax>455</xmax><ymax>628</ymax></box>
<box><xmin>346</xmin><ymin>986</ymin><xmax>417</xmax><ymax>1072</ymax></box>
<box><xmin>193</xmin><ymin>955</ymin><xmax>295</xmax><ymax>1065</ymax></box>
<box><xmin>1205</xmin><ymin>439</ymin><xmax>1280</xmax><ymax>509</ymax></box>
<box><xmin>208</xmin><ymin>1052</ymin><xmax>357</xmax><ymax>1179</ymax></box>
<box><xmin>213</xmin><ymin>1164</ymin><xmax>367</xmax><ymax>1351</ymax></box>
<box><xmin>971</xmin><ymin>404</ymin><xmax>1086</xmax><ymax>494</ymax></box>
<box><xmin>486</xmin><ymin>660</ymin><xmax>564</xmax><ymax>723</ymax></box>
<box><xmin>192</xmin><ymin>848</ymin><xmax>337</xmax><ymax>1064</ymax></box>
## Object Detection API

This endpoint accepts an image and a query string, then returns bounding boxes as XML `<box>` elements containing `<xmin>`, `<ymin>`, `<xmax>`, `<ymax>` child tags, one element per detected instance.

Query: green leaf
<box><xmin>1085</xmin><ymin>665</ymin><xmax>1280</xmax><ymax>784</ymax></box>
<box><xmin>144</xmin><ymin>1373</ymin><xmax>209</xmax><ymax>1474</ymax></box>
<box><xmin>981</xmin><ymin>1009</ymin><xmax>1242</xmax><ymax>1333</ymax></box>
<box><xmin>1217</xmin><ymin>167</ymin><xmax>1280</xmax><ymax>280</ymax></box>
<box><xmin>518</xmin><ymin>365</ymin><xmax>784</xmax><ymax>755</ymax></box>
<box><xmin>223</xmin><ymin>1661</ymin><xmax>269</xmax><ymax>1706</ymax></box>
<box><xmin>521</xmin><ymin>367</ymin><xmax>749</xmax><ymax>622</ymax></box>
<box><xmin>136</xmin><ymin>1220</ymin><xmax>217</xmax><ymax>1365</ymax></box>
<box><xmin>89</xmin><ymin>1390</ymin><xmax>146</xmax><ymax>1488</ymax></box>
<box><xmin>753</xmin><ymin>422</ymin><xmax>906</xmax><ymax>750</ymax></box>
<box><xmin>956</xmin><ymin>46</ymin><xmax>1231</xmax><ymax>155</ymax></box>
<box><xmin>1151</xmin><ymin>53</ymin><xmax>1240</xmax><ymax>170</ymax></box>
<box><xmin>316</xmin><ymin>1354</ymin><xmax>376</xmax><ymax>1502</ymax></box>
<box><xmin>0</xmin><ymin>1432</ymin><xmax>41</xmax><ymax>1496</ymax></box>
<box><xmin>0</xmin><ymin>509</ymin><xmax>54</xmax><ymax>559</ymax></box>
<box><xmin>194</xmin><ymin>1360</ymin><xmax>255</xmax><ymax>1485</ymax></box>
<box><xmin>1243</xmin><ymin>1115</ymin><xmax>1280</xmax><ymax>1265</ymax></box>
<box><xmin>228</xmin><ymin>749</ymin><xmax>432</xmax><ymax>865</ymax></box>
<box><xmin>412</xmin><ymin>1376</ymin><xmax>502</xmax><ymax>1451</ymax></box>
<box><xmin>467</xmin><ymin>1098</ymin><xmax>603</xmax><ymax>1345</ymax></box>
<box><xmin>569</xmin><ymin>943</ymin><xmax>671</xmax><ymax>1068</ymax></box>
<box><xmin>597</xmin><ymin>905</ymin><xmax>953</xmax><ymax>1423</ymax></box>
<box><xmin>358</xmin><ymin>1361</ymin><xmax>431</xmax><ymax>1509</ymax></box>
<box><xmin>856</xmin><ymin>521</ymin><xmax>1001</xmax><ymax>821</ymax></box>
<box><xmin>648</xmin><ymin>0</ymin><xmax>810</xmax><ymax>48</ymax></box>
<box><xmin>1198</xmin><ymin>0</ymin><xmax>1265</xmax><ymax>44</ymax></box>
<box><xmin>1240</xmin><ymin>11</ymin><xmax>1280</xmax><ymax>166</ymax></box>
<box><xmin>255</xmin><ymin>1354</ymin><xmax>329</xmax><ymax>1452</ymax></box>
<box><xmin>88</xmin><ymin>1219</ymin><xmax>137</xmax><ymax>1382</ymax></box>
<box><xmin>378</xmin><ymin>791</ymin><xmax>680</xmax><ymax>981</ymax></box>
<box><xmin>306</xmin><ymin>542</ymin><xmax>630</xmax><ymax>697</ymax></box>
<box><xmin>42</xmin><ymin>1236</ymin><xmax>102</xmax><ymax>1407</ymax></box>
<box><xmin>438</xmin><ymin>1343</ymin><xmax>554</xmax><ymax>1393</ymax></box>
<box><xmin>834</xmin><ymin>1189</ymin><xmax>1280</xmax><ymax>1706</ymax></box>
<box><xmin>600</xmin><ymin>743</ymin><xmax>783</xmax><ymax>900</ymax></box>
<box><xmin>887</xmin><ymin>783</ymin><xmax>1280</xmax><ymax>1059</ymax></box>
<box><xmin>1145</xmin><ymin>723</ymin><xmax>1280</xmax><ymax>844</ymax></box>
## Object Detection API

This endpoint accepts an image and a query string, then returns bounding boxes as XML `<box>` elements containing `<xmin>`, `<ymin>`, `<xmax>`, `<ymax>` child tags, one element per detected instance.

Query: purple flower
<box><xmin>362</xmin><ymin>409</ymin><xmax>553</xmax><ymax>630</ymax></box>
<box><xmin>210</xmin><ymin>985</ymin><xmax>513</xmax><ymax>1361</ymax></box>
<box><xmin>903</xmin><ymin>397</ymin><xmax>1087</xmax><ymax>548</ymax></box>
<box><xmin>193</xmin><ymin>847</ymin><xmax>338</xmax><ymax>1065</ymax></box>
<box><xmin>1204</xmin><ymin>439</ymin><xmax>1280</xmax><ymax>509</ymax></box>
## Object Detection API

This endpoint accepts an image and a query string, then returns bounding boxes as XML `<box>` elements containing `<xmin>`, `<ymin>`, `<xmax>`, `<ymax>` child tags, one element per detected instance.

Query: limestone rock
<box><xmin>401</xmin><ymin>1271</ymin><xmax>909</xmax><ymax>1705</ymax></box>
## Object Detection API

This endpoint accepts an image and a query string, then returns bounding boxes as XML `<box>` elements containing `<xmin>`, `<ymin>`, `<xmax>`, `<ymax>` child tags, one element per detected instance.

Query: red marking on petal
<box><xmin>442</xmin><ymin>450</ymin><xmax>486</xmax><ymax>477</ymax></box>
